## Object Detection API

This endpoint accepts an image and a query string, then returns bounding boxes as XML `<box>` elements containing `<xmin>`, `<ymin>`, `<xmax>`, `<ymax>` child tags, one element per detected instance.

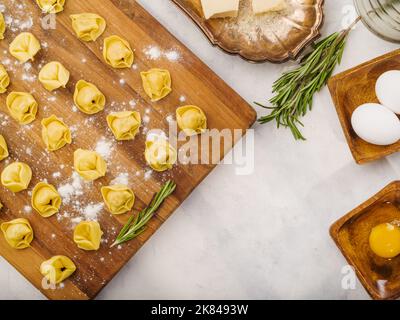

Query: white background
<box><xmin>1</xmin><ymin>0</ymin><xmax>399</xmax><ymax>299</ymax></box>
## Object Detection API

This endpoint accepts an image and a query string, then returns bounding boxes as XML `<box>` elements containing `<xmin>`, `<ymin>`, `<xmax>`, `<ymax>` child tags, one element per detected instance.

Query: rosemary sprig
<box><xmin>257</xmin><ymin>17</ymin><xmax>361</xmax><ymax>140</ymax></box>
<box><xmin>111</xmin><ymin>180</ymin><xmax>176</xmax><ymax>247</ymax></box>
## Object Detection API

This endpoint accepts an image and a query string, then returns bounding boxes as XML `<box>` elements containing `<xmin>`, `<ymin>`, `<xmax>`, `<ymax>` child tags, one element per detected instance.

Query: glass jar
<box><xmin>354</xmin><ymin>0</ymin><xmax>400</xmax><ymax>43</ymax></box>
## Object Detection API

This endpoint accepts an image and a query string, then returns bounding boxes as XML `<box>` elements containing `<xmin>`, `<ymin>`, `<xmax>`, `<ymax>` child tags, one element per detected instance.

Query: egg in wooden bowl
<box><xmin>330</xmin><ymin>181</ymin><xmax>400</xmax><ymax>300</ymax></box>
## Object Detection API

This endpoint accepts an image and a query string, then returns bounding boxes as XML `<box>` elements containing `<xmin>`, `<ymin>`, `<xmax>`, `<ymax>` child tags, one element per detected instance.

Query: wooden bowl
<box><xmin>330</xmin><ymin>181</ymin><xmax>400</xmax><ymax>300</ymax></box>
<box><xmin>171</xmin><ymin>0</ymin><xmax>325</xmax><ymax>63</ymax></box>
<box><xmin>328</xmin><ymin>49</ymin><xmax>400</xmax><ymax>164</ymax></box>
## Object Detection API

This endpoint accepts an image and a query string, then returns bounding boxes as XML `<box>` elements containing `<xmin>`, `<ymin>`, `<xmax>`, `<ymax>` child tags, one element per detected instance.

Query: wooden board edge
<box><xmin>87</xmin><ymin>126</ymin><xmax>256</xmax><ymax>300</ymax></box>
<box><xmin>327</xmin><ymin>78</ymin><xmax>362</xmax><ymax>164</ymax></box>
<box><xmin>329</xmin><ymin>49</ymin><xmax>400</xmax><ymax>83</ymax></box>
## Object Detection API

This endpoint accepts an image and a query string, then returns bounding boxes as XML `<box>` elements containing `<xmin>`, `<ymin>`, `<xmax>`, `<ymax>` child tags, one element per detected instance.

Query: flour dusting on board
<box><xmin>95</xmin><ymin>137</ymin><xmax>114</xmax><ymax>161</ymax></box>
<box><xmin>143</xmin><ymin>45</ymin><xmax>181</xmax><ymax>61</ymax></box>
<box><xmin>111</xmin><ymin>172</ymin><xmax>129</xmax><ymax>186</ymax></box>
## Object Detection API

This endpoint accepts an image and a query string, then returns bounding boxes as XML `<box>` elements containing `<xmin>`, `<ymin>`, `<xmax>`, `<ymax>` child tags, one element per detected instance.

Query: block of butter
<box><xmin>201</xmin><ymin>0</ymin><xmax>240</xmax><ymax>20</ymax></box>
<box><xmin>252</xmin><ymin>0</ymin><xmax>286</xmax><ymax>14</ymax></box>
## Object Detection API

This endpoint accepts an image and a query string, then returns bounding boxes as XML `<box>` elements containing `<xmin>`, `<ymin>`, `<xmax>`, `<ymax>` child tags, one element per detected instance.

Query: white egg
<box><xmin>376</xmin><ymin>70</ymin><xmax>400</xmax><ymax>114</ymax></box>
<box><xmin>351</xmin><ymin>103</ymin><xmax>400</xmax><ymax>146</ymax></box>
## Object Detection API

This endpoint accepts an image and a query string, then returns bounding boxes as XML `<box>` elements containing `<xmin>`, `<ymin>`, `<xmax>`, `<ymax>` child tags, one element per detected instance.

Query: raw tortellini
<box><xmin>70</xmin><ymin>13</ymin><xmax>106</xmax><ymax>42</ymax></box>
<box><xmin>40</xmin><ymin>255</ymin><xmax>76</xmax><ymax>284</ymax></box>
<box><xmin>41</xmin><ymin>115</ymin><xmax>72</xmax><ymax>151</ymax></box>
<box><xmin>106</xmin><ymin>111</ymin><xmax>141</xmax><ymax>141</ymax></box>
<box><xmin>101</xmin><ymin>185</ymin><xmax>135</xmax><ymax>215</ymax></box>
<box><xmin>0</xmin><ymin>135</ymin><xmax>9</xmax><ymax>161</ymax></box>
<box><xmin>74</xmin><ymin>149</ymin><xmax>107</xmax><ymax>181</ymax></box>
<box><xmin>1</xmin><ymin>218</ymin><xmax>34</xmax><ymax>249</ymax></box>
<box><xmin>176</xmin><ymin>105</ymin><xmax>207</xmax><ymax>136</ymax></box>
<box><xmin>6</xmin><ymin>91</ymin><xmax>38</xmax><ymax>125</ymax></box>
<box><xmin>9</xmin><ymin>32</ymin><xmax>41</xmax><ymax>63</ymax></box>
<box><xmin>0</xmin><ymin>13</ymin><xmax>5</xmax><ymax>40</ymax></box>
<box><xmin>36</xmin><ymin>0</ymin><xmax>65</xmax><ymax>13</ymax></box>
<box><xmin>39</xmin><ymin>61</ymin><xmax>70</xmax><ymax>92</ymax></box>
<box><xmin>0</xmin><ymin>64</ymin><xmax>10</xmax><ymax>93</ymax></box>
<box><xmin>145</xmin><ymin>138</ymin><xmax>177</xmax><ymax>172</ymax></box>
<box><xmin>73</xmin><ymin>80</ymin><xmax>105</xmax><ymax>114</ymax></box>
<box><xmin>1</xmin><ymin>162</ymin><xmax>32</xmax><ymax>192</ymax></box>
<box><xmin>32</xmin><ymin>182</ymin><xmax>62</xmax><ymax>217</ymax></box>
<box><xmin>73</xmin><ymin>221</ymin><xmax>103</xmax><ymax>250</ymax></box>
<box><xmin>141</xmin><ymin>68</ymin><xmax>172</xmax><ymax>102</ymax></box>
<box><xmin>103</xmin><ymin>35</ymin><xmax>134</xmax><ymax>68</ymax></box>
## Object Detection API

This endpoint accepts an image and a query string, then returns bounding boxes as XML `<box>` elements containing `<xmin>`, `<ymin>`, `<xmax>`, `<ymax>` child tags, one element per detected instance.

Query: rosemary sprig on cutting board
<box><xmin>111</xmin><ymin>180</ymin><xmax>176</xmax><ymax>247</ymax></box>
<box><xmin>257</xmin><ymin>17</ymin><xmax>361</xmax><ymax>140</ymax></box>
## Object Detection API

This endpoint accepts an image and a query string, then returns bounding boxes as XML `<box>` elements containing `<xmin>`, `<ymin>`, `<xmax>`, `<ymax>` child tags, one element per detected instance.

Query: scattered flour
<box><xmin>81</xmin><ymin>203</ymin><xmax>104</xmax><ymax>221</ymax></box>
<box><xmin>144</xmin><ymin>46</ymin><xmax>161</xmax><ymax>60</ymax></box>
<box><xmin>52</xmin><ymin>172</ymin><xmax>61</xmax><ymax>178</ymax></box>
<box><xmin>144</xmin><ymin>170</ymin><xmax>152</xmax><ymax>181</ymax></box>
<box><xmin>143</xmin><ymin>115</ymin><xmax>150</xmax><ymax>124</ymax></box>
<box><xmin>111</xmin><ymin>172</ymin><xmax>129</xmax><ymax>186</ymax></box>
<box><xmin>165</xmin><ymin>50</ymin><xmax>181</xmax><ymax>61</ymax></box>
<box><xmin>23</xmin><ymin>206</ymin><xmax>32</xmax><ymax>214</ymax></box>
<box><xmin>57</xmin><ymin>172</ymin><xmax>83</xmax><ymax>204</ymax></box>
<box><xmin>143</xmin><ymin>46</ymin><xmax>181</xmax><ymax>62</ymax></box>
<box><xmin>95</xmin><ymin>137</ymin><xmax>114</xmax><ymax>161</ymax></box>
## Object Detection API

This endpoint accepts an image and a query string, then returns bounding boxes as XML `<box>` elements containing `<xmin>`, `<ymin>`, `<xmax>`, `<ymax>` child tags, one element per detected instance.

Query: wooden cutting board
<box><xmin>0</xmin><ymin>0</ymin><xmax>256</xmax><ymax>299</ymax></box>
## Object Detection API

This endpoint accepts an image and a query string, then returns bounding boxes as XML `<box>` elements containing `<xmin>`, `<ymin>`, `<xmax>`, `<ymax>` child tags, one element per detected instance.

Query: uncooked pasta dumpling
<box><xmin>1</xmin><ymin>162</ymin><xmax>32</xmax><ymax>192</ymax></box>
<box><xmin>101</xmin><ymin>185</ymin><xmax>135</xmax><ymax>215</ymax></box>
<box><xmin>145</xmin><ymin>137</ymin><xmax>177</xmax><ymax>172</ymax></box>
<box><xmin>141</xmin><ymin>68</ymin><xmax>172</xmax><ymax>102</ymax></box>
<box><xmin>0</xmin><ymin>135</ymin><xmax>9</xmax><ymax>161</ymax></box>
<box><xmin>36</xmin><ymin>0</ymin><xmax>65</xmax><ymax>13</ymax></box>
<box><xmin>74</xmin><ymin>149</ymin><xmax>107</xmax><ymax>181</ymax></box>
<box><xmin>176</xmin><ymin>105</ymin><xmax>207</xmax><ymax>136</ymax></box>
<box><xmin>0</xmin><ymin>64</ymin><xmax>10</xmax><ymax>93</ymax></box>
<box><xmin>39</xmin><ymin>61</ymin><xmax>70</xmax><ymax>92</ymax></box>
<box><xmin>106</xmin><ymin>111</ymin><xmax>141</xmax><ymax>141</ymax></box>
<box><xmin>9</xmin><ymin>32</ymin><xmax>41</xmax><ymax>63</ymax></box>
<box><xmin>41</xmin><ymin>115</ymin><xmax>72</xmax><ymax>151</ymax></box>
<box><xmin>1</xmin><ymin>218</ymin><xmax>33</xmax><ymax>249</ymax></box>
<box><xmin>103</xmin><ymin>35</ymin><xmax>134</xmax><ymax>68</ymax></box>
<box><xmin>40</xmin><ymin>255</ymin><xmax>76</xmax><ymax>284</ymax></box>
<box><xmin>73</xmin><ymin>221</ymin><xmax>103</xmax><ymax>250</ymax></box>
<box><xmin>6</xmin><ymin>92</ymin><xmax>38</xmax><ymax>125</ymax></box>
<box><xmin>70</xmin><ymin>13</ymin><xmax>106</xmax><ymax>42</ymax></box>
<box><xmin>31</xmin><ymin>182</ymin><xmax>61</xmax><ymax>217</ymax></box>
<box><xmin>73</xmin><ymin>80</ymin><xmax>105</xmax><ymax>114</ymax></box>
<box><xmin>0</xmin><ymin>13</ymin><xmax>5</xmax><ymax>40</ymax></box>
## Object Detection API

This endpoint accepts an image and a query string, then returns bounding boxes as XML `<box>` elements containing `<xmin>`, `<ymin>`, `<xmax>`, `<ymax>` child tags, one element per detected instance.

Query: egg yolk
<box><xmin>369</xmin><ymin>223</ymin><xmax>400</xmax><ymax>259</ymax></box>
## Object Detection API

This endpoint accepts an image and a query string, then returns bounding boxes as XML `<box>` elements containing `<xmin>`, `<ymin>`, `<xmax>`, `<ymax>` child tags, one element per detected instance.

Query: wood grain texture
<box><xmin>171</xmin><ymin>0</ymin><xmax>324</xmax><ymax>63</ymax></box>
<box><xmin>0</xmin><ymin>0</ymin><xmax>256</xmax><ymax>300</ymax></box>
<box><xmin>330</xmin><ymin>181</ymin><xmax>400</xmax><ymax>300</ymax></box>
<box><xmin>328</xmin><ymin>49</ymin><xmax>400</xmax><ymax>165</ymax></box>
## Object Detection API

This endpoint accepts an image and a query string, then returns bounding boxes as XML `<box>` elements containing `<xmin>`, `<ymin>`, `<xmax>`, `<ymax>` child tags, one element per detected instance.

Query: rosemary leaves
<box><xmin>111</xmin><ymin>180</ymin><xmax>176</xmax><ymax>247</ymax></box>
<box><xmin>257</xmin><ymin>18</ymin><xmax>361</xmax><ymax>140</ymax></box>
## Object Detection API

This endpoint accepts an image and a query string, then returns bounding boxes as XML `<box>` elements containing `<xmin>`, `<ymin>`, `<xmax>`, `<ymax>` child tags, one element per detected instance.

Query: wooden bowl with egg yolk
<box><xmin>330</xmin><ymin>181</ymin><xmax>400</xmax><ymax>300</ymax></box>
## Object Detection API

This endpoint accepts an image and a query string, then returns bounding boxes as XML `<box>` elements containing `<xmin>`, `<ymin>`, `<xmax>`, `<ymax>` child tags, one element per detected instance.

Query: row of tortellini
<box><xmin>2</xmin><ymin>11</ymin><xmax>175</xmax><ymax>102</ymax></box>
<box><xmin>1</xmin><ymin>217</ymin><xmax>102</xmax><ymax>251</ymax></box>
<box><xmin>0</xmin><ymin>217</ymin><xmax>102</xmax><ymax>284</ymax></box>
<box><xmin>1</xmin><ymin>90</ymin><xmax>206</xmax><ymax>170</ymax></box>
<box><xmin>0</xmin><ymin>161</ymin><xmax>135</xmax><ymax>214</ymax></box>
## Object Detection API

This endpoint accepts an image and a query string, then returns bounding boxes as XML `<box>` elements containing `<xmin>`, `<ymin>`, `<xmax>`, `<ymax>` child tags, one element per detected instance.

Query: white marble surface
<box><xmin>1</xmin><ymin>0</ymin><xmax>400</xmax><ymax>300</ymax></box>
